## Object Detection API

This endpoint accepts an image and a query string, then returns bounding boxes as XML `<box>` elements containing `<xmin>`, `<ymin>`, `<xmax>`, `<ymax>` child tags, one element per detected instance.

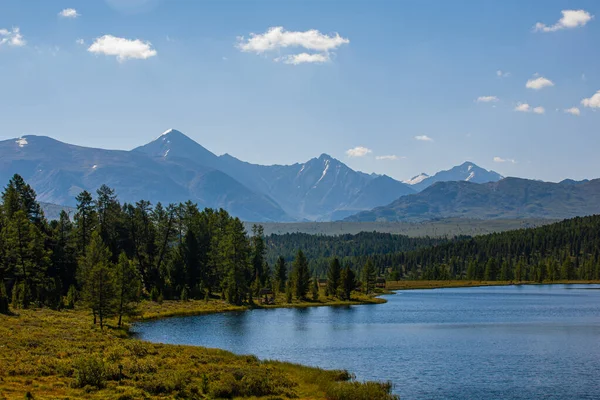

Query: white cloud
<box><xmin>515</xmin><ymin>103</ymin><xmax>531</xmax><ymax>112</ymax></box>
<box><xmin>534</xmin><ymin>9</ymin><xmax>593</xmax><ymax>32</ymax></box>
<box><xmin>237</xmin><ymin>26</ymin><xmax>348</xmax><ymax>65</ymax></box>
<box><xmin>414</xmin><ymin>135</ymin><xmax>433</xmax><ymax>142</ymax></box>
<box><xmin>581</xmin><ymin>90</ymin><xmax>600</xmax><ymax>108</ymax></box>
<box><xmin>526</xmin><ymin>76</ymin><xmax>554</xmax><ymax>90</ymax></box>
<box><xmin>496</xmin><ymin>70</ymin><xmax>510</xmax><ymax>78</ymax></box>
<box><xmin>346</xmin><ymin>146</ymin><xmax>372</xmax><ymax>157</ymax></box>
<box><xmin>88</xmin><ymin>35</ymin><xmax>157</xmax><ymax>61</ymax></box>
<box><xmin>75</xmin><ymin>38</ymin><xmax>85</xmax><ymax>45</ymax></box>
<box><xmin>564</xmin><ymin>107</ymin><xmax>581</xmax><ymax>116</ymax></box>
<box><xmin>59</xmin><ymin>8</ymin><xmax>80</xmax><ymax>18</ymax></box>
<box><xmin>376</xmin><ymin>155</ymin><xmax>401</xmax><ymax>161</ymax></box>
<box><xmin>238</xmin><ymin>26</ymin><xmax>349</xmax><ymax>53</ymax></box>
<box><xmin>0</xmin><ymin>27</ymin><xmax>26</xmax><ymax>47</ymax></box>
<box><xmin>494</xmin><ymin>156</ymin><xmax>517</xmax><ymax>164</ymax></box>
<box><xmin>477</xmin><ymin>96</ymin><xmax>499</xmax><ymax>103</ymax></box>
<box><xmin>275</xmin><ymin>52</ymin><xmax>330</xmax><ymax>65</ymax></box>
<box><xmin>533</xmin><ymin>106</ymin><xmax>545</xmax><ymax>114</ymax></box>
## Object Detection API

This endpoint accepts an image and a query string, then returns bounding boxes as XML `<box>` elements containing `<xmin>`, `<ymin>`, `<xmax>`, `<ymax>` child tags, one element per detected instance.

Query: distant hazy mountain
<box><xmin>215</xmin><ymin>153</ymin><xmax>416</xmax><ymax>221</ymax></box>
<box><xmin>0</xmin><ymin>134</ymin><xmax>290</xmax><ymax>222</ymax></box>
<box><xmin>405</xmin><ymin>161</ymin><xmax>503</xmax><ymax>192</ymax></box>
<box><xmin>346</xmin><ymin>178</ymin><xmax>600</xmax><ymax>222</ymax></box>
<box><xmin>0</xmin><ymin>130</ymin><xmax>415</xmax><ymax>222</ymax></box>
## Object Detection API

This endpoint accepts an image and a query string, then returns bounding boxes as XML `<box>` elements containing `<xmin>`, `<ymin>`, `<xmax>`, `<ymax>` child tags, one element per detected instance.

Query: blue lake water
<box><xmin>133</xmin><ymin>285</ymin><xmax>600</xmax><ymax>399</ymax></box>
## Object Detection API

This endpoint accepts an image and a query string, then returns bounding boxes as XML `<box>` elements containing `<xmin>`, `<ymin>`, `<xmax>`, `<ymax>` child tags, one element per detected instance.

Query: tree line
<box><xmin>0</xmin><ymin>174</ymin><xmax>347</xmax><ymax>324</ymax></box>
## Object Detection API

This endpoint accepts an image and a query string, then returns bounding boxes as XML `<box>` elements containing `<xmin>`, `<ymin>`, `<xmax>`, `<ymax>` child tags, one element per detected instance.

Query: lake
<box><xmin>133</xmin><ymin>285</ymin><xmax>600</xmax><ymax>399</ymax></box>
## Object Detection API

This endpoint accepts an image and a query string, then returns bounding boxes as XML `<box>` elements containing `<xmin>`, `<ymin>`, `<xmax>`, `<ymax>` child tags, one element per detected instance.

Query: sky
<box><xmin>0</xmin><ymin>0</ymin><xmax>598</xmax><ymax>183</ymax></box>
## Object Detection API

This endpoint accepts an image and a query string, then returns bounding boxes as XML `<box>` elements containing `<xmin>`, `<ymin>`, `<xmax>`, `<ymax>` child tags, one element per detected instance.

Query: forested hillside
<box><xmin>274</xmin><ymin>215</ymin><xmax>600</xmax><ymax>282</ymax></box>
<box><xmin>265</xmin><ymin>232</ymin><xmax>456</xmax><ymax>274</ymax></box>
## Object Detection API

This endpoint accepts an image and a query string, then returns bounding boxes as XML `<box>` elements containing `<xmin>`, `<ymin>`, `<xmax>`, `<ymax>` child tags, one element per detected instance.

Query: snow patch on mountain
<box><xmin>16</xmin><ymin>137</ymin><xmax>28</xmax><ymax>148</ymax></box>
<box><xmin>314</xmin><ymin>159</ymin><xmax>330</xmax><ymax>187</ymax></box>
<box><xmin>404</xmin><ymin>173</ymin><xmax>430</xmax><ymax>185</ymax></box>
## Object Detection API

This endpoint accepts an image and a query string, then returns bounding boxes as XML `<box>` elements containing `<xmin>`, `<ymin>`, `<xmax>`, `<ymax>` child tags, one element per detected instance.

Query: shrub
<box><xmin>324</xmin><ymin>380</ymin><xmax>398</xmax><ymax>400</ymax></box>
<box><xmin>66</xmin><ymin>285</ymin><xmax>77</xmax><ymax>309</ymax></box>
<box><xmin>72</xmin><ymin>356</ymin><xmax>107</xmax><ymax>389</ymax></box>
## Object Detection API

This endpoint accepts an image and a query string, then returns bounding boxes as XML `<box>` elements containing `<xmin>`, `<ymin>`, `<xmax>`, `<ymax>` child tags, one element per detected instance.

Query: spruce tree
<box><xmin>311</xmin><ymin>276</ymin><xmax>319</xmax><ymax>301</ymax></box>
<box><xmin>339</xmin><ymin>266</ymin><xmax>356</xmax><ymax>301</ymax></box>
<box><xmin>5</xmin><ymin>210</ymin><xmax>49</xmax><ymax>308</ymax></box>
<box><xmin>80</xmin><ymin>232</ymin><xmax>116</xmax><ymax>328</ymax></box>
<box><xmin>326</xmin><ymin>258</ymin><xmax>341</xmax><ymax>297</ymax></box>
<box><xmin>274</xmin><ymin>256</ymin><xmax>287</xmax><ymax>293</ymax></box>
<box><xmin>362</xmin><ymin>258</ymin><xmax>376</xmax><ymax>294</ymax></box>
<box><xmin>74</xmin><ymin>191</ymin><xmax>97</xmax><ymax>257</ymax></box>
<box><xmin>292</xmin><ymin>250</ymin><xmax>310</xmax><ymax>300</ymax></box>
<box><xmin>115</xmin><ymin>252</ymin><xmax>141</xmax><ymax>327</ymax></box>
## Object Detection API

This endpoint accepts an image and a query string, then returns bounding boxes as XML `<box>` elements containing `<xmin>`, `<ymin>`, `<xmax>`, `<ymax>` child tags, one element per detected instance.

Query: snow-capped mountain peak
<box><xmin>404</xmin><ymin>173</ymin><xmax>430</xmax><ymax>185</ymax></box>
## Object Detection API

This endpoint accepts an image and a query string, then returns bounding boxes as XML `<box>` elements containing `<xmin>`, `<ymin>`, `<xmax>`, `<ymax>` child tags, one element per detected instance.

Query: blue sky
<box><xmin>0</xmin><ymin>0</ymin><xmax>598</xmax><ymax>182</ymax></box>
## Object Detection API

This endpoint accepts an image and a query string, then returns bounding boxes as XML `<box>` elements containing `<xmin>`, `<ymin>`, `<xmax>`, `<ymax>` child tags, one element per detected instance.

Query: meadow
<box><xmin>0</xmin><ymin>293</ymin><xmax>394</xmax><ymax>400</ymax></box>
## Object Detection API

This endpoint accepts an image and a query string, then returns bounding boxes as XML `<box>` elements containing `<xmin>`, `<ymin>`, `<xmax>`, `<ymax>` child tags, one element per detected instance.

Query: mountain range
<box><xmin>0</xmin><ymin>130</ymin><xmax>424</xmax><ymax>221</ymax></box>
<box><xmin>2</xmin><ymin>129</ymin><xmax>596</xmax><ymax>223</ymax></box>
<box><xmin>346</xmin><ymin>178</ymin><xmax>600</xmax><ymax>222</ymax></box>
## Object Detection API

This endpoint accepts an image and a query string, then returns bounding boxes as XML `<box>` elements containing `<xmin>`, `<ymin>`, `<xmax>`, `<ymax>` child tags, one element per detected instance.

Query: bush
<box><xmin>72</xmin><ymin>356</ymin><xmax>107</xmax><ymax>389</ymax></box>
<box><xmin>66</xmin><ymin>285</ymin><xmax>77</xmax><ymax>309</ymax></box>
<box><xmin>150</xmin><ymin>287</ymin><xmax>160</xmax><ymax>302</ymax></box>
<box><xmin>180</xmin><ymin>286</ymin><xmax>189</xmax><ymax>301</ymax></box>
<box><xmin>324</xmin><ymin>380</ymin><xmax>398</xmax><ymax>400</ymax></box>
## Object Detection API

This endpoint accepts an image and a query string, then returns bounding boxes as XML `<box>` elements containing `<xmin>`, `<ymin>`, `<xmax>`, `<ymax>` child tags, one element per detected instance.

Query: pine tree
<box><xmin>2</xmin><ymin>174</ymin><xmax>45</xmax><ymax>226</ymax></box>
<box><xmin>74</xmin><ymin>191</ymin><xmax>97</xmax><ymax>257</ymax></box>
<box><xmin>79</xmin><ymin>232</ymin><xmax>117</xmax><ymax>328</ymax></box>
<box><xmin>115</xmin><ymin>252</ymin><xmax>141</xmax><ymax>327</ymax></box>
<box><xmin>0</xmin><ymin>281</ymin><xmax>9</xmax><ymax>314</ymax></box>
<box><xmin>292</xmin><ymin>250</ymin><xmax>310</xmax><ymax>300</ymax></box>
<box><xmin>251</xmin><ymin>224</ymin><xmax>266</xmax><ymax>286</ymax></box>
<box><xmin>274</xmin><ymin>256</ymin><xmax>287</xmax><ymax>293</ymax></box>
<box><xmin>311</xmin><ymin>277</ymin><xmax>319</xmax><ymax>301</ymax></box>
<box><xmin>560</xmin><ymin>257</ymin><xmax>574</xmax><ymax>280</ymax></box>
<box><xmin>339</xmin><ymin>266</ymin><xmax>356</xmax><ymax>301</ymax></box>
<box><xmin>5</xmin><ymin>210</ymin><xmax>50</xmax><ymax>308</ymax></box>
<box><xmin>362</xmin><ymin>258</ymin><xmax>376</xmax><ymax>294</ymax></box>
<box><xmin>326</xmin><ymin>258</ymin><xmax>341</xmax><ymax>297</ymax></box>
<box><xmin>484</xmin><ymin>258</ymin><xmax>497</xmax><ymax>281</ymax></box>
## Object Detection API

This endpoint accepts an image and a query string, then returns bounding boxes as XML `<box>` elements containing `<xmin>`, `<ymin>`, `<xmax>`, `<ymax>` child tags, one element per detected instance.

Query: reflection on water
<box><xmin>134</xmin><ymin>285</ymin><xmax>600</xmax><ymax>399</ymax></box>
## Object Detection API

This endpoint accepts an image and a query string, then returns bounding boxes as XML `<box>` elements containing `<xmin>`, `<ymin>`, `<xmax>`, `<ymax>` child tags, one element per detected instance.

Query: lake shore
<box><xmin>0</xmin><ymin>292</ymin><xmax>394</xmax><ymax>400</ymax></box>
<box><xmin>385</xmin><ymin>279</ymin><xmax>600</xmax><ymax>291</ymax></box>
<box><xmin>138</xmin><ymin>291</ymin><xmax>387</xmax><ymax>321</ymax></box>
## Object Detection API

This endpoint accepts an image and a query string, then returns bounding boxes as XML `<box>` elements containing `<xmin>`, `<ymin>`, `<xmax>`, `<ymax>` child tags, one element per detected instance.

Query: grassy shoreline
<box><xmin>385</xmin><ymin>279</ymin><xmax>600</xmax><ymax>291</ymax></box>
<box><xmin>138</xmin><ymin>292</ymin><xmax>386</xmax><ymax>321</ymax></box>
<box><xmin>0</xmin><ymin>292</ymin><xmax>394</xmax><ymax>400</ymax></box>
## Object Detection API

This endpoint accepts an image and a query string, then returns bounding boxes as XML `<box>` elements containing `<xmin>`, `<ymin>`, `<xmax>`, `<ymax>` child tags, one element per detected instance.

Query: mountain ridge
<box><xmin>345</xmin><ymin>177</ymin><xmax>600</xmax><ymax>222</ymax></box>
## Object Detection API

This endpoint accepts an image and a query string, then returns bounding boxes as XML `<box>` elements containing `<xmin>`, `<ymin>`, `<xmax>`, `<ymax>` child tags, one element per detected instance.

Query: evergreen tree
<box><xmin>251</xmin><ymin>224</ymin><xmax>266</xmax><ymax>285</ymax></box>
<box><xmin>311</xmin><ymin>276</ymin><xmax>319</xmax><ymax>301</ymax></box>
<box><xmin>484</xmin><ymin>258</ymin><xmax>497</xmax><ymax>281</ymax></box>
<box><xmin>115</xmin><ymin>252</ymin><xmax>141</xmax><ymax>327</ymax></box>
<box><xmin>74</xmin><ymin>191</ymin><xmax>97</xmax><ymax>257</ymax></box>
<box><xmin>5</xmin><ymin>210</ymin><xmax>50</xmax><ymax>308</ymax></box>
<box><xmin>339</xmin><ymin>266</ymin><xmax>356</xmax><ymax>301</ymax></box>
<box><xmin>79</xmin><ymin>232</ymin><xmax>116</xmax><ymax>328</ymax></box>
<box><xmin>0</xmin><ymin>281</ymin><xmax>9</xmax><ymax>314</ymax></box>
<box><xmin>292</xmin><ymin>250</ymin><xmax>310</xmax><ymax>299</ymax></box>
<box><xmin>2</xmin><ymin>174</ymin><xmax>45</xmax><ymax>226</ymax></box>
<box><xmin>560</xmin><ymin>257</ymin><xmax>574</xmax><ymax>280</ymax></box>
<box><xmin>362</xmin><ymin>258</ymin><xmax>376</xmax><ymax>294</ymax></box>
<box><xmin>50</xmin><ymin>211</ymin><xmax>78</xmax><ymax>292</ymax></box>
<box><xmin>326</xmin><ymin>257</ymin><xmax>341</xmax><ymax>297</ymax></box>
<box><xmin>274</xmin><ymin>256</ymin><xmax>287</xmax><ymax>293</ymax></box>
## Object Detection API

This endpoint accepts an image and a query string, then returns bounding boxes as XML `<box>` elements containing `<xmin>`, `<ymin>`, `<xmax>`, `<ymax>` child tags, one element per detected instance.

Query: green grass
<box><xmin>0</xmin><ymin>292</ymin><xmax>394</xmax><ymax>400</ymax></box>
